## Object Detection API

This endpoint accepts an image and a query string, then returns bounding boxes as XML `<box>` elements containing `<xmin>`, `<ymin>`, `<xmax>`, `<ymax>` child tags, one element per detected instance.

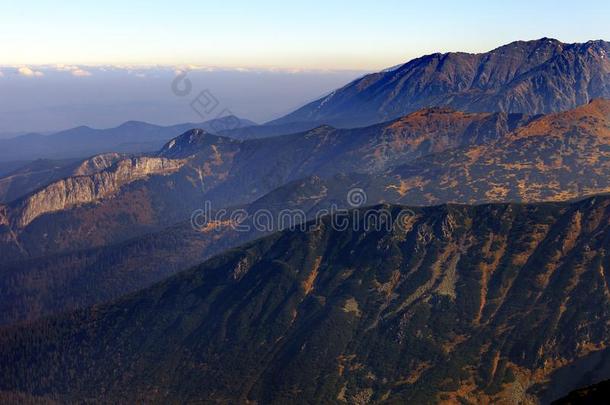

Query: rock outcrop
<box><xmin>10</xmin><ymin>156</ymin><xmax>186</xmax><ymax>228</ymax></box>
<box><xmin>71</xmin><ymin>152</ymin><xmax>124</xmax><ymax>176</ymax></box>
<box><xmin>0</xmin><ymin>153</ymin><xmax>125</xmax><ymax>203</ymax></box>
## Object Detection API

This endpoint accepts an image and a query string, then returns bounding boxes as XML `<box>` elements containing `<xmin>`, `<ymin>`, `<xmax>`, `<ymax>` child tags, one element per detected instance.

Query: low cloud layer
<box><xmin>54</xmin><ymin>65</ymin><xmax>93</xmax><ymax>77</ymax></box>
<box><xmin>0</xmin><ymin>66</ymin><xmax>365</xmax><ymax>134</ymax></box>
<box><xmin>17</xmin><ymin>66</ymin><xmax>44</xmax><ymax>77</ymax></box>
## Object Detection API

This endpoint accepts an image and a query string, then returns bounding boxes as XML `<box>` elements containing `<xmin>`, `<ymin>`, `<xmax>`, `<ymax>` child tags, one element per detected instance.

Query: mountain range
<box><xmin>0</xmin><ymin>116</ymin><xmax>255</xmax><ymax>162</ymax></box>
<box><xmin>1</xmin><ymin>99</ymin><xmax>609</xmax><ymax>327</ymax></box>
<box><xmin>0</xmin><ymin>107</ymin><xmax>535</xmax><ymax>263</ymax></box>
<box><xmin>2</xmin><ymin>196</ymin><xmax>610</xmax><ymax>403</ymax></box>
<box><xmin>1</xmin><ymin>37</ymin><xmax>610</xmax><ymax>404</ymax></box>
<box><xmin>271</xmin><ymin>38</ymin><xmax>610</xmax><ymax>128</ymax></box>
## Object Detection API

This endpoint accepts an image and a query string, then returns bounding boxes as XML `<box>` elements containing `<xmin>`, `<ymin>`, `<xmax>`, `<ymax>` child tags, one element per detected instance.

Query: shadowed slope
<box><xmin>2</xmin><ymin>196</ymin><xmax>610</xmax><ymax>403</ymax></box>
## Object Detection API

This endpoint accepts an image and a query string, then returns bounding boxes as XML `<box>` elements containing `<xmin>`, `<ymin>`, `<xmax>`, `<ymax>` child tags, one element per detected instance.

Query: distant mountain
<box><xmin>0</xmin><ymin>115</ymin><xmax>255</xmax><ymax>162</ymax></box>
<box><xmin>272</xmin><ymin>38</ymin><xmax>610</xmax><ymax>128</ymax></box>
<box><xmin>1</xmin><ymin>196</ymin><xmax>610</xmax><ymax>403</ymax></box>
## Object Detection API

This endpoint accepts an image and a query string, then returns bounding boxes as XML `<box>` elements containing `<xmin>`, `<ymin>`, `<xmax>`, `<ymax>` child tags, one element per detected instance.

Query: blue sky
<box><xmin>1</xmin><ymin>0</ymin><xmax>609</xmax><ymax>70</ymax></box>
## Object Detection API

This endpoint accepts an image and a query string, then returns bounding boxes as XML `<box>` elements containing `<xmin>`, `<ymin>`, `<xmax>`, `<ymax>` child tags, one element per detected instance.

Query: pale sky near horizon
<box><xmin>1</xmin><ymin>0</ymin><xmax>609</xmax><ymax>70</ymax></box>
<box><xmin>1</xmin><ymin>0</ymin><xmax>610</xmax><ymax>134</ymax></box>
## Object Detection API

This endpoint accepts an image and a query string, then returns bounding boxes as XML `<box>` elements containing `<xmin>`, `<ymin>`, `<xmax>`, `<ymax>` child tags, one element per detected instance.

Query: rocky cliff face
<box><xmin>71</xmin><ymin>152</ymin><xmax>124</xmax><ymax>176</ymax></box>
<box><xmin>0</xmin><ymin>153</ymin><xmax>125</xmax><ymax>203</ymax></box>
<box><xmin>273</xmin><ymin>38</ymin><xmax>610</xmax><ymax>127</ymax></box>
<box><xmin>11</xmin><ymin>156</ymin><xmax>186</xmax><ymax>228</ymax></box>
<box><xmin>1</xmin><ymin>196</ymin><xmax>610</xmax><ymax>403</ymax></box>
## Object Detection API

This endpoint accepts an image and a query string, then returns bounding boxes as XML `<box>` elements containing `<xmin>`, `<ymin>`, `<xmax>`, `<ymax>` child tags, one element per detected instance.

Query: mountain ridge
<box><xmin>0</xmin><ymin>107</ymin><xmax>530</xmax><ymax>236</ymax></box>
<box><xmin>387</xmin><ymin>98</ymin><xmax>610</xmax><ymax>205</ymax></box>
<box><xmin>271</xmin><ymin>38</ymin><xmax>610</xmax><ymax>128</ymax></box>
<box><xmin>1</xmin><ymin>101</ymin><xmax>609</xmax><ymax>325</ymax></box>
<box><xmin>2</xmin><ymin>195</ymin><xmax>610</xmax><ymax>403</ymax></box>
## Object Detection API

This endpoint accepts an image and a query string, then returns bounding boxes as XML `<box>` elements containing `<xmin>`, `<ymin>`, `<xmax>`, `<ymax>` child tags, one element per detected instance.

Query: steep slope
<box><xmin>7</xmin><ymin>156</ymin><xmax>187</xmax><ymax>229</ymax></box>
<box><xmin>0</xmin><ymin>173</ymin><xmax>389</xmax><ymax>325</ymax></box>
<box><xmin>1</xmin><ymin>196</ymin><xmax>610</xmax><ymax>403</ymax></box>
<box><xmin>273</xmin><ymin>38</ymin><xmax>610</xmax><ymax>128</ymax></box>
<box><xmin>0</xmin><ymin>129</ymin><xmax>240</xmax><ymax>263</ymax></box>
<box><xmin>219</xmin><ymin>120</ymin><xmax>322</xmax><ymax>140</ymax></box>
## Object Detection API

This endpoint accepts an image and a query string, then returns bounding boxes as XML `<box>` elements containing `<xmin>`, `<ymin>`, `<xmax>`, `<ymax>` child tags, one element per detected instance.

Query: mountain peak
<box><xmin>159</xmin><ymin>128</ymin><xmax>213</xmax><ymax>158</ymax></box>
<box><xmin>489</xmin><ymin>37</ymin><xmax>564</xmax><ymax>53</ymax></box>
<box><xmin>117</xmin><ymin>120</ymin><xmax>151</xmax><ymax>129</ymax></box>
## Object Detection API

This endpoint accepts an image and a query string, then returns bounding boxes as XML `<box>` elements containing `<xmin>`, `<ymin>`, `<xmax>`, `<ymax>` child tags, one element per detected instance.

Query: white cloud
<box><xmin>53</xmin><ymin>64</ymin><xmax>92</xmax><ymax>77</ymax></box>
<box><xmin>54</xmin><ymin>64</ymin><xmax>73</xmax><ymax>71</ymax></box>
<box><xmin>71</xmin><ymin>68</ymin><xmax>92</xmax><ymax>77</ymax></box>
<box><xmin>0</xmin><ymin>71</ymin><xmax>4</xmax><ymax>77</ymax></box>
<box><xmin>18</xmin><ymin>66</ymin><xmax>43</xmax><ymax>77</ymax></box>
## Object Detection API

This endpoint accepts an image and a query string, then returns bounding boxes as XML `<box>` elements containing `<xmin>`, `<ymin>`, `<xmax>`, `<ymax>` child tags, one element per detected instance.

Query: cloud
<box><xmin>18</xmin><ymin>66</ymin><xmax>43</xmax><ymax>77</ymax></box>
<box><xmin>0</xmin><ymin>71</ymin><xmax>4</xmax><ymax>77</ymax></box>
<box><xmin>54</xmin><ymin>64</ymin><xmax>92</xmax><ymax>77</ymax></box>
<box><xmin>71</xmin><ymin>68</ymin><xmax>92</xmax><ymax>77</ymax></box>
<box><xmin>54</xmin><ymin>64</ymin><xmax>72</xmax><ymax>71</ymax></box>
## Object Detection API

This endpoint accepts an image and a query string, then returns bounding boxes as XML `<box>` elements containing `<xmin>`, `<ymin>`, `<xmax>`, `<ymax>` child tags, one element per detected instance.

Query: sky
<box><xmin>0</xmin><ymin>1</ymin><xmax>609</xmax><ymax>134</ymax></box>
<box><xmin>0</xmin><ymin>67</ymin><xmax>364</xmax><ymax>134</ymax></box>
<box><xmin>1</xmin><ymin>0</ymin><xmax>609</xmax><ymax>70</ymax></box>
